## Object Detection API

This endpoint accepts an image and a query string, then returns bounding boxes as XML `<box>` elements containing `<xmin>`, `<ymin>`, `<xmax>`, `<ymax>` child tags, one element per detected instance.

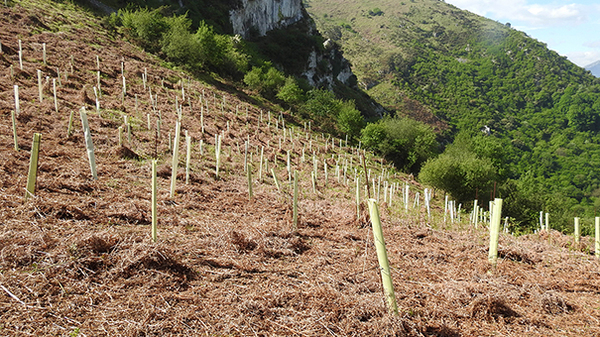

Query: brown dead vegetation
<box><xmin>0</xmin><ymin>1</ymin><xmax>600</xmax><ymax>336</ymax></box>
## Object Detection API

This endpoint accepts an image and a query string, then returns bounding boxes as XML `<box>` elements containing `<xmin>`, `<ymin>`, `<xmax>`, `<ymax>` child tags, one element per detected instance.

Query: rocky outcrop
<box><xmin>230</xmin><ymin>0</ymin><xmax>304</xmax><ymax>38</ymax></box>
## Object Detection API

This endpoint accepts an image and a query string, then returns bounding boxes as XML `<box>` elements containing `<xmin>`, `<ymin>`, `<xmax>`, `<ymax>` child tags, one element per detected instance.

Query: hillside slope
<box><xmin>305</xmin><ymin>0</ymin><xmax>600</xmax><ymax>229</ymax></box>
<box><xmin>1</xmin><ymin>1</ymin><xmax>600</xmax><ymax>336</ymax></box>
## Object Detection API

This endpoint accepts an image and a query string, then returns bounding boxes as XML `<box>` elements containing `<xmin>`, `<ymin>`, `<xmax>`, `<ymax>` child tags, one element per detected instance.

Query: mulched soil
<box><xmin>1</xmin><ymin>1</ymin><xmax>600</xmax><ymax>336</ymax></box>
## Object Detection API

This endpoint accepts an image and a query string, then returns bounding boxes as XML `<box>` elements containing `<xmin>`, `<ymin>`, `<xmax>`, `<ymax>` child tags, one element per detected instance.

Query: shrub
<box><xmin>161</xmin><ymin>15</ymin><xmax>201</xmax><ymax>66</ymax></box>
<box><xmin>276</xmin><ymin>77</ymin><xmax>305</xmax><ymax>105</ymax></box>
<box><xmin>336</xmin><ymin>101</ymin><xmax>365</xmax><ymax>140</ymax></box>
<box><xmin>118</xmin><ymin>8</ymin><xmax>168</xmax><ymax>51</ymax></box>
<box><xmin>303</xmin><ymin>89</ymin><xmax>342</xmax><ymax>118</ymax></box>
<box><xmin>302</xmin><ymin>89</ymin><xmax>365</xmax><ymax>139</ymax></box>
<box><xmin>419</xmin><ymin>146</ymin><xmax>497</xmax><ymax>203</ymax></box>
<box><xmin>361</xmin><ymin>116</ymin><xmax>438</xmax><ymax>172</ymax></box>
<box><xmin>243</xmin><ymin>63</ymin><xmax>285</xmax><ymax>98</ymax></box>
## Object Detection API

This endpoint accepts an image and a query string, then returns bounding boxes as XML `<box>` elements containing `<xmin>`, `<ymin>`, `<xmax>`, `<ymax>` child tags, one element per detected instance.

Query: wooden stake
<box><xmin>247</xmin><ymin>164</ymin><xmax>253</xmax><ymax>199</ymax></box>
<box><xmin>488</xmin><ymin>198</ymin><xmax>503</xmax><ymax>268</ymax></box>
<box><xmin>52</xmin><ymin>79</ymin><xmax>58</xmax><ymax>113</ymax></box>
<box><xmin>80</xmin><ymin>108</ymin><xmax>98</xmax><ymax>179</ymax></box>
<box><xmin>151</xmin><ymin>159</ymin><xmax>158</xmax><ymax>242</ymax></box>
<box><xmin>13</xmin><ymin>85</ymin><xmax>20</xmax><ymax>116</ymax></box>
<box><xmin>293</xmin><ymin>170</ymin><xmax>298</xmax><ymax>230</ymax></box>
<box><xmin>185</xmin><ymin>132</ymin><xmax>191</xmax><ymax>184</ymax></box>
<box><xmin>271</xmin><ymin>168</ymin><xmax>281</xmax><ymax>191</ymax></box>
<box><xmin>37</xmin><ymin>70</ymin><xmax>43</xmax><ymax>102</ymax></box>
<box><xmin>24</xmin><ymin>133</ymin><xmax>42</xmax><ymax>201</ymax></box>
<box><xmin>170</xmin><ymin>120</ymin><xmax>181</xmax><ymax>197</ymax></box>
<box><xmin>11</xmin><ymin>110</ymin><xmax>18</xmax><ymax>151</ymax></box>
<box><xmin>67</xmin><ymin>110</ymin><xmax>74</xmax><ymax>137</ymax></box>
<box><xmin>367</xmin><ymin>199</ymin><xmax>398</xmax><ymax>316</ymax></box>
<box><xmin>18</xmin><ymin>39</ymin><xmax>22</xmax><ymax>70</ymax></box>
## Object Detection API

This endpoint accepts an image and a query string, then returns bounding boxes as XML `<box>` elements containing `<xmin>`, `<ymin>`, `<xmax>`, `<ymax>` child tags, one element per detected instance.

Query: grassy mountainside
<box><xmin>305</xmin><ymin>0</ymin><xmax>600</xmax><ymax>230</ymax></box>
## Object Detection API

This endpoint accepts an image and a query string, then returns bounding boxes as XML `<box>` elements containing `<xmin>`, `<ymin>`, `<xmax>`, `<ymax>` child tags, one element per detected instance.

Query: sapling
<box><xmin>151</xmin><ymin>159</ymin><xmax>158</xmax><ymax>242</ymax></box>
<box><xmin>93</xmin><ymin>87</ymin><xmax>100</xmax><ymax>114</ymax></box>
<box><xmin>170</xmin><ymin>120</ymin><xmax>181</xmax><ymax>198</ymax></box>
<box><xmin>292</xmin><ymin>170</ymin><xmax>299</xmax><ymax>230</ymax></box>
<box><xmin>185</xmin><ymin>132</ymin><xmax>191</xmax><ymax>184</ymax></box>
<box><xmin>168</xmin><ymin>132</ymin><xmax>172</xmax><ymax>153</ymax></box>
<box><xmin>14</xmin><ymin>85</ymin><xmax>20</xmax><ymax>116</ymax></box>
<box><xmin>286</xmin><ymin>150</ymin><xmax>291</xmax><ymax>182</ymax></box>
<box><xmin>215</xmin><ymin>134</ymin><xmax>222</xmax><ymax>179</ymax></box>
<box><xmin>37</xmin><ymin>70</ymin><xmax>43</xmax><ymax>102</ymax></box>
<box><xmin>271</xmin><ymin>168</ymin><xmax>281</xmax><ymax>191</ymax></box>
<box><xmin>247</xmin><ymin>164</ymin><xmax>253</xmax><ymax>199</ymax></box>
<box><xmin>97</xmin><ymin>71</ymin><xmax>101</xmax><ymax>96</ymax></box>
<box><xmin>52</xmin><ymin>79</ymin><xmax>58</xmax><ymax>113</ymax></box>
<box><xmin>244</xmin><ymin>141</ymin><xmax>248</xmax><ymax>172</ymax></box>
<box><xmin>126</xmin><ymin>117</ymin><xmax>131</xmax><ymax>144</ymax></box>
<box><xmin>24</xmin><ymin>133</ymin><xmax>42</xmax><ymax>201</ymax></box>
<box><xmin>118</xmin><ymin>126</ymin><xmax>123</xmax><ymax>147</ymax></box>
<box><xmin>356</xmin><ymin>177</ymin><xmax>360</xmax><ymax>220</ymax></box>
<box><xmin>11</xmin><ymin>110</ymin><xmax>18</xmax><ymax>151</ymax></box>
<box><xmin>545</xmin><ymin>213</ymin><xmax>549</xmax><ymax>231</ymax></box>
<box><xmin>488</xmin><ymin>198</ymin><xmax>503</xmax><ymax>268</ymax></box>
<box><xmin>472</xmin><ymin>199</ymin><xmax>478</xmax><ymax>225</ymax></box>
<box><xmin>18</xmin><ymin>39</ymin><xmax>22</xmax><ymax>70</ymax></box>
<box><xmin>121</xmin><ymin>76</ymin><xmax>126</xmax><ymax>102</ymax></box>
<box><xmin>367</xmin><ymin>199</ymin><xmax>399</xmax><ymax>316</ymax></box>
<box><xmin>200</xmin><ymin>106</ymin><xmax>204</xmax><ymax>134</ymax></box>
<box><xmin>259</xmin><ymin>146</ymin><xmax>264</xmax><ymax>182</ymax></box>
<box><xmin>80</xmin><ymin>107</ymin><xmax>97</xmax><ymax>180</ymax></box>
<box><xmin>67</xmin><ymin>110</ymin><xmax>74</xmax><ymax>137</ymax></box>
<box><xmin>323</xmin><ymin>159</ymin><xmax>328</xmax><ymax>186</ymax></box>
<box><xmin>405</xmin><ymin>185</ymin><xmax>410</xmax><ymax>212</ymax></box>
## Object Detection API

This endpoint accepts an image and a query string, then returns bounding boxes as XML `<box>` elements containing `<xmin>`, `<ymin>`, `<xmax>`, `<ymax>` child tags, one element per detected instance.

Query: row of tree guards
<box><xmin>10</xmin><ymin>36</ymin><xmax>600</xmax><ymax>317</ymax></box>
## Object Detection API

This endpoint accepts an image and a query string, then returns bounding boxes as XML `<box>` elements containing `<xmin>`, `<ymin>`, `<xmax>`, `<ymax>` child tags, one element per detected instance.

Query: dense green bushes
<box><xmin>108</xmin><ymin>8</ymin><xmax>248</xmax><ymax>76</ymax></box>
<box><xmin>301</xmin><ymin>89</ymin><xmax>365</xmax><ymax>140</ymax></box>
<box><xmin>419</xmin><ymin>146</ymin><xmax>496</xmax><ymax>204</ymax></box>
<box><xmin>361</xmin><ymin>116</ymin><xmax>437</xmax><ymax>172</ymax></box>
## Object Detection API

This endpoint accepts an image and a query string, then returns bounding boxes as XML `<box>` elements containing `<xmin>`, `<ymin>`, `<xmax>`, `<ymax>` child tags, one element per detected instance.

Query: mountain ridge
<box><xmin>586</xmin><ymin>59</ymin><xmax>600</xmax><ymax>77</ymax></box>
<box><xmin>305</xmin><ymin>0</ymin><xmax>600</xmax><ymax>229</ymax></box>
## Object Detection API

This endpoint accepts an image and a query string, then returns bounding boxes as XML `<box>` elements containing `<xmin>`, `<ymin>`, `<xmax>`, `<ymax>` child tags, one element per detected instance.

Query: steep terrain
<box><xmin>305</xmin><ymin>0</ymin><xmax>600</xmax><ymax>230</ymax></box>
<box><xmin>2</xmin><ymin>1</ymin><xmax>600</xmax><ymax>336</ymax></box>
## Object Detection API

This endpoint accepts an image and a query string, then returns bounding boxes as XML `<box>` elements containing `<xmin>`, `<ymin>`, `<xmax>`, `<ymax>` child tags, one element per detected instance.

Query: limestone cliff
<box><xmin>229</xmin><ymin>0</ymin><xmax>304</xmax><ymax>38</ymax></box>
<box><xmin>229</xmin><ymin>0</ymin><xmax>358</xmax><ymax>91</ymax></box>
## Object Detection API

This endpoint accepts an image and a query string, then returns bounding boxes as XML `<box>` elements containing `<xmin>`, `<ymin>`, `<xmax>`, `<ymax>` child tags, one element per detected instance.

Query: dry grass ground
<box><xmin>1</xmin><ymin>1</ymin><xmax>600</xmax><ymax>336</ymax></box>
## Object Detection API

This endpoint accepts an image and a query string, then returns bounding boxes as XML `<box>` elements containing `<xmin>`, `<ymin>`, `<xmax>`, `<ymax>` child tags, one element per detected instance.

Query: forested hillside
<box><xmin>305</xmin><ymin>0</ymin><xmax>600</xmax><ymax>232</ymax></box>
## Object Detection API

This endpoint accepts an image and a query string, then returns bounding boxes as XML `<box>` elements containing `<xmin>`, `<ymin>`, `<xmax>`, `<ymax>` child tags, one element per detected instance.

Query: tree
<box><xmin>361</xmin><ymin>116</ymin><xmax>438</xmax><ymax>172</ymax></box>
<box><xmin>336</xmin><ymin>101</ymin><xmax>365</xmax><ymax>140</ymax></box>
<box><xmin>276</xmin><ymin>77</ymin><xmax>305</xmax><ymax>105</ymax></box>
<box><xmin>419</xmin><ymin>149</ymin><xmax>497</xmax><ymax>203</ymax></box>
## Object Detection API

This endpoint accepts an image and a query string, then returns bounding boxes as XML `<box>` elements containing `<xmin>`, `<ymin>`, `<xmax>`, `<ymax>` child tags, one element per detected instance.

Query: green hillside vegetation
<box><xmin>104</xmin><ymin>6</ymin><xmax>366</xmax><ymax>142</ymax></box>
<box><xmin>305</xmin><ymin>0</ymin><xmax>600</xmax><ymax>232</ymax></box>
